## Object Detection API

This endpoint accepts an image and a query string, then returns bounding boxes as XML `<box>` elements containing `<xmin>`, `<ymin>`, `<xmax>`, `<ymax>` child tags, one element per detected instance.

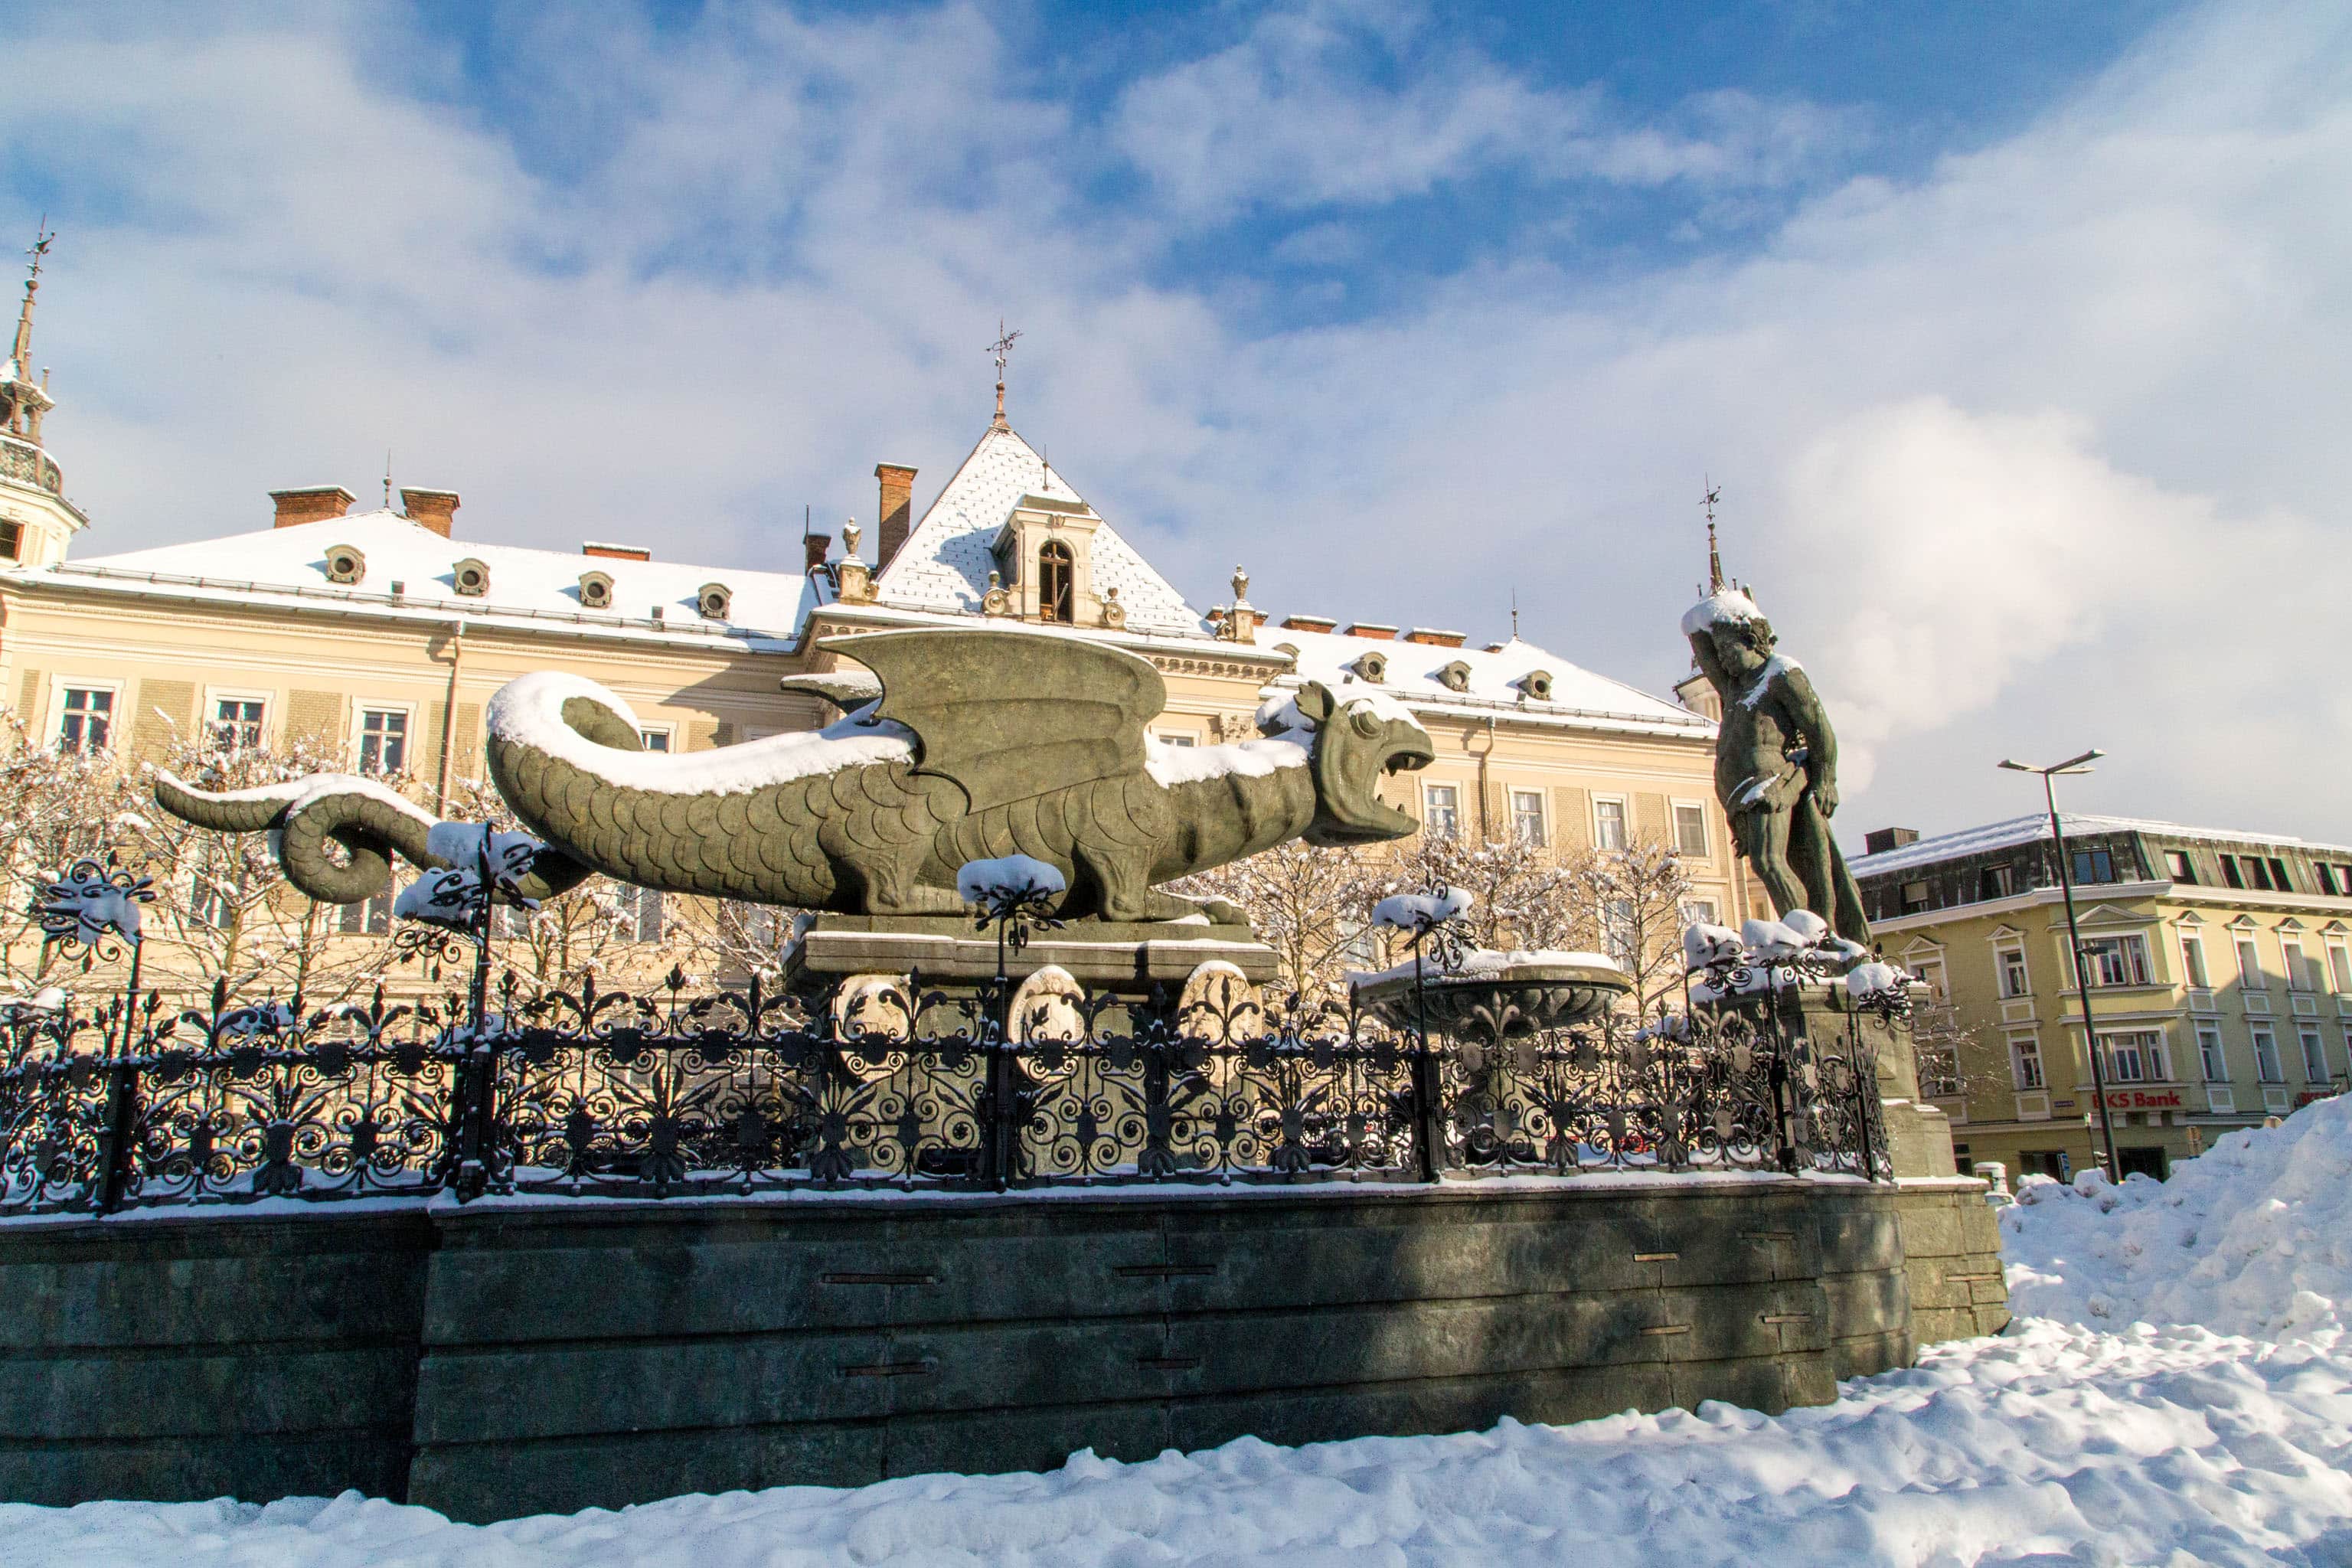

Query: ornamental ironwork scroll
<box><xmin>0</xmin><ymin>965</ymin><xmax>1886</xmax><ymax>1217</ymax></box>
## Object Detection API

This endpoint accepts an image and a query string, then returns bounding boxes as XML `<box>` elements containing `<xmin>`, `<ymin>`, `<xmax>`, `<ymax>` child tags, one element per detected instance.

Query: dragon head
<box><xmin>1269</xmin><ymin>681</ymin><xmax>1435</xmax><ymax>846</ymax></box>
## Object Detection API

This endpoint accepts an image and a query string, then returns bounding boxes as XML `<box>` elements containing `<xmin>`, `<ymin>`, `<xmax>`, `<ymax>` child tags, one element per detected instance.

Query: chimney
<box><xmin>804</xmin><ymin>532</ymin><xmax>832</xmax><ymax>574</ymax></box>
<box><xmin>399</xmin><ymin>487</ymin><xmax>459</xmax><ymax>539</ymax></box>
<box><xmin>1403</xmin><ymin>627</ymin><xmax>1465</xmax><ymax>647</ymax></box>
<box><xmin>1341</xmin><ymin>622</ymin><xmax>1398</xmax><ymax>641</ymax></box>
<box><xmin>1863</xmin><ymin>827</ymin><xmax>1921</xmax><ymax>857</ymax></box>
<box><xmin>582</xmin><ymin>541</ymin><xmax>651</xmax><ymax>561</ymax></box>
<box><xmin>269</xmin><ymin>485</ymin><xmax>357</xmax><ymax>528</ymax></box>
<box><xmin>874</xmin><ymin>463</ymin><xmax>916</xmax><ymax>568</ymax></box>
<box><xmin>1279</xmin><ymin>614</ymin><xmax>1338</xmax><ymax>633</ymax></box>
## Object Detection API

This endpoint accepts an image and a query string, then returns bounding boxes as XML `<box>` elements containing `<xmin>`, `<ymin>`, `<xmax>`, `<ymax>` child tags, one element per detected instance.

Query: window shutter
<box><xmin>15</xmin><ymin>668</ymin><xmax>38</xmax><ymax>720</ymax></box>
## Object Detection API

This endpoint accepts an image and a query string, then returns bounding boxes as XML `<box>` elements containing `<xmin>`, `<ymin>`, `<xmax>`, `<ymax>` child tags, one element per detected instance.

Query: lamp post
<box><xmin>1998</xmin><ymin>750</ymin><xmax>2118</xmax><ymax>1179</ymax></box>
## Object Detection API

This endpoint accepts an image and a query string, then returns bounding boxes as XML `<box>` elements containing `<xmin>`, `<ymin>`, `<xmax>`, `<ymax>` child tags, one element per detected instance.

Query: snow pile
<box><xmin>1678</xmin><ymin>586</ymin><xmax>1763</xmax><ymax>637</ymax></box>
<box><xmin>1348</xmin><ymin>947</ymin><xmax>1623</xmax><ymax>989</ymax></box>
<box><xmin>156</xmin><ymin>769</ymin><xmax>436</xmax><ymax>831</ymax></box>
<box><xmin>1370</xmin><ymin>887</ymin><xmax>1472</xmax><ymax>931</ymax></box>
<box><xmin>1142</xmin><ymin>733</ymin><xmax>1307</xmax><ymax>786</ymax></box>
<box><xmin>2004</xmin><ymin>1093</ymin><xmax>2352</xmax><ymax>1338</ymax></box>
<box><xmin>955</xmin><ymin>854</ymin><xmax>1067</xmax><ymax>905</ymax></box>
<box><xmin>15</xmin><ymin>1315</ymin><xmax>2352</xmax><ymax>1566</ymax></box>
<box><xmin>1681</xmin><ymin>913</ymin><xmax>1876</xmax><ymax>1004</ymax></box>
<box><xmin>486</xmin><ymin>672</ymin><xmax>913</xmax><ymax>796</ymax></box>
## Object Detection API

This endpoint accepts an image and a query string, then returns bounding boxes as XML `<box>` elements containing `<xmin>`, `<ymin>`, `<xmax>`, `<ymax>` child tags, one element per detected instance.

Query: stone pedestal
<box><xmin>1732</xmin><ymin>979</ymin><xmax>2009</xmax><ymax>1346</ymax></box>
<box><xmin>782</xmin><ymin>913</ymin><xmax>1279</xmax><ymax>994</ymax></box>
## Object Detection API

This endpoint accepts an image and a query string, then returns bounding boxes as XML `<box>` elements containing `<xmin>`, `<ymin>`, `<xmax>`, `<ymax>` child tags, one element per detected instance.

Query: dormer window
<box><xmin>452</xmin><ymin>557</ymin><xmax>490</xmax><ymax>597</ymax></box>
<box><xmin>1437</xmin><ymin>661</ymin><xmax>1472</xmax><ymax>693</ymax></box>
<box><xmin>578</xmin><ymin>570</ymin><xmax>614</xmax><ymax>609</ymax></box>
<box><xmin>697</xmin><ymin>582</ymin><xmax>733</xmax><ymax>620</ymax></box>
<box><xmin>1517</xmin><ymin>669</ymin><xmax>1554</xmax><ymax>701</ymax></box>
<box><xmin>324</xmin><ymin>544</ymin><xmax>365</xmax><ymax>585</ymax></box>
<box><xmin>1039</xmin><ymin>541</ymin><xmax>1074</xmax><ymax>624</ymax></box>
<box><xmin>1351</xmin><ymin>651</ymin><xmax>1388</xmax><ymax>683</ymax></box>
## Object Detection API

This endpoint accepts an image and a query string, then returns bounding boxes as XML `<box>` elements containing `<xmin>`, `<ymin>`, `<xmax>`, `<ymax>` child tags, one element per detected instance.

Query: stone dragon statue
<box><xmin>154</xmin><ymin>627</ymin><xmax>1436</xmax><ymax>926</ymax></box>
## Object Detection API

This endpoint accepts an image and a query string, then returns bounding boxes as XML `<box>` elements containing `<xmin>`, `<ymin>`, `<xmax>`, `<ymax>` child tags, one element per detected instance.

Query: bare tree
<box><xmin>1171</xmin><ymin>840</ymin><xmax>1383</xmax><ymax>1009</ymax></box>
<box><xmin>0</xmin><ymin>710</ymin><xmax>148</xmax><ymax>992</ymax></box>
<box><xmin>113</xmin><ymin>730</ymin><xmax>395</xmax><ymax>1006</ymax></box>
<box><xmin>1563</xmin><ymin>836</ymin><xmax>1696</xmax><ymax>1018</ymax></box>
<box><xmin>441</xmin><ymin>776</ymin><xmax>691</xmax><ymax>998</ymax></box>
<box><xmin>1372</xmin><ymin>832</ymin><xmax>1589</xmax><ymax>955</ymax></box>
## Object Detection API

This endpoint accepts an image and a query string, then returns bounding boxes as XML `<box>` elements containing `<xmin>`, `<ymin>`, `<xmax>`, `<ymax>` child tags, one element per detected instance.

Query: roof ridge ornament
<box><xmin>1702</xmin><ymin>475</ymin><xmax>1724</xmax><ymax>594</ymax></box>
<box><xmin>9</xmin><ymin>219</ymin><xmax>51</xmax><ymax>382</ymax></box>
<box><xmin>988</xmin><ymin>319</ymin><xmax>1021</xmax><ymax>430</ymax></box>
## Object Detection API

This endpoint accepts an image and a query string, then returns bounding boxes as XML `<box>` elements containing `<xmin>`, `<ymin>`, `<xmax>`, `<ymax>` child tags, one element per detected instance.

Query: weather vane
<box><xmin>988</xmin><ymin>319</ymin><xmax>1021</xmax><ymax>426</ymax></box>
<box><xmin>24</xmin><ymin>219</ymin><xmax>52</xmax><ymax>283</ymax></box>
<box><xmin>1701</xmin><ymin>475</ymin><xmax>1725</xmax><ymax>593</ymax></box>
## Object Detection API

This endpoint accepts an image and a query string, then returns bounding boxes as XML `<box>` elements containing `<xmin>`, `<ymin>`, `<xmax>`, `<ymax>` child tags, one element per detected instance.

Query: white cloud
<box><xmin>2</xmin><ymin>0</ymin><xmax>2347</xmax><ymax>844</ymax></box>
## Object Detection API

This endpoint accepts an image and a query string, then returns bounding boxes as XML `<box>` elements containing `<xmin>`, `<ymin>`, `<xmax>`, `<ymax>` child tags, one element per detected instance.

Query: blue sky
<box><xmin>5</xmin><ymin>0</ymin><xmax>2348</xmax><ymax>842</ymax></box>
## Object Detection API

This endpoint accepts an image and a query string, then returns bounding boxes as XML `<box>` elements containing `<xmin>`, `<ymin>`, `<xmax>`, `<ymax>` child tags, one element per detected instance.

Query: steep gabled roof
<box><xmin>874</xmin><ymin>423</ymin><xmax>1209</xmax><ymax>639</ymax></box>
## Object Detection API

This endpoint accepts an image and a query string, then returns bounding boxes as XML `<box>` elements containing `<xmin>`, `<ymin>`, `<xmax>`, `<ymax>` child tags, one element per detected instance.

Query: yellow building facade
<box><xmin>0</xmin><ymin>276</ymin><xmax>1747</xmax><ymax>990</ymax></box>
<box><xmin>1854</xmin><ymin>817</ymin><xmax>2352</xmax><ymax>1181</ymax></box>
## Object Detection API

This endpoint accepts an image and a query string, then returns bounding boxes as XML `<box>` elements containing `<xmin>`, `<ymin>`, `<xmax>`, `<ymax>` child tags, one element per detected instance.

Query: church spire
<box><xmin>2</xmin><ymin>222</ymin><xmax>57</xmax><ymax>446</ymax></box>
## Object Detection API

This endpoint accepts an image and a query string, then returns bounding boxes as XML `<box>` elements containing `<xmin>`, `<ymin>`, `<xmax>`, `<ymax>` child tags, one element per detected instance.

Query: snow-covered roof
<box><xmin>874</xmin><ymin>423</ymin><xmax>1209</xmax><ymax>639</ymax></box>
<box><xmin>1263</xmin><ymin>627</ymin><xmax>1711</xmax><ymax>739</ymax></box>
<box><xmin>1851</xmin><ymin>814</ymin><xmax>2352</xmax><ymax>877</ymax></box>
<box><xmin>20</xmin><ymin>510</ymin><xmax>817</xmax><ymax>647</ymax></box>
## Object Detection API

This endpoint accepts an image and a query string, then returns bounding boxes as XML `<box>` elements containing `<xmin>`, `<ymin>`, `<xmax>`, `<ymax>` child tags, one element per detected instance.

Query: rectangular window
<box><xmin>211</xmin><ymin>697</ymin><xmax>265</xmax><ymax>753</ymax></box>
<box><xmin>2011</xmin><ymin>1036</ymin><xmax>2045</xmax><ymax>1090</ymax></box>
<box><xmin>1592</xmin><ymin>798</ymin><xmax>1627</xmax><ymax>851</ymax></box>
<box><xmin>1979</xmin><ymin>864</ymin><xmax>2015</xmax><ymax>900</ymax></box>
<box><xmin>2102</xmin><ymin>1029</ymin><xmax>2166</xmax><ymax>1083</ymax></box>
<box><xmin>2071</xmin><ymin>847</ymin><xmax>2115</xmax><ymax>884</ymax></box>
<box><xmin>2321</xmin><ymin>864</ymin><xmax>2341</xmax><ymax>897</ymax></box>
<box><xmin>1679</xmin><ymin>899</ymin><xmax>1718</xmax><ymax>928</ymax></box>
<box><xmin>2197</xmin><ymin>1023</ymin><xmax>2226</xmax><ymax>1082</ymax></box>
<box><xmin>1901</xmin><ymin>880</ymin><xmax>1930</xmax><ymax>915</ymax></box>
<box><xmin>2222</xmin><ymin>857</ymin><xmax>2246</xmax><ymax>889</ymax></box>
<box><xmin>2299</xmin><ymin>1024</ymin><xmax>2328</xmax><ymax>1082</ymax></box>
<box><xmin>1512</xmin><ymin>789</ymin><xmax>1547</xmax><ymax>847</ymax></box>
<box><xmin>2180</xmin><ymin>935</ymin><xmax>2210</xmax><ymax>989</ymax></box>
<box><xmin>0</xmin><ymin>521</ymin><xmax>20</xmax><ymax>560</ymax></box>
<box><xmin>2165</xmin><ymin>850</ymin><xmax>2196</xmax><ymax>884</ymax></box>
<box><xmin>2076</xmin><ymin>933</ymin><xmax>2151</xmax><ymax>988</ymax></box>
<box><xmin>639</xmin><ymin>728</ymin><xmax>673</xmax><ymax>753</ymax></box>
<box><xmin>2253</xmin><ymin>1024</ymin><xmax>2283</xmax><ymax>1083</ymax></box>
<box><xmin>2236</xmin><ymin>936</ymin><xmax>2265</xmax><ymax>988</ymax></box>
<box><xmin>2284</xmin><ymin>938</ymin><xmax>2317</xmax><ymax>992</ymax></box>
<box><xmin>2337</xmin><ymin>863</ymin><xmax>2352</xmax><ymax>896</ymax></box>
<box><xmin>2269</xmin><ymin>858</ymin><xmax>2294</xmax><ymax>893</ymax></box>
<box><xmin>358</xmin><ymin>708</ymin><xmax>409</xmax><ymax>776</ymax></box>
<box><xmin>1913</xmin><ymin>957</ymin><xmax>1949</xmax><ymax>1001</ymax></box>
<box><xmin>1423</xmin><ymin>784</ymin><xmax>1460</xmax><ymax>839</ymax></box>
<box><xmin>338</xmin><ymin>883</ymin><xmax>393</xmax><ymax>937</ymax></box>
<box><xmin>1672</xmin><ymin>802</ymin><xmax>1707</xmax><ymax>858</ymax></box>
<box><xmin>2330</xmin><ymin>941</ymin><xmax>2352</xmax><ymax>992</ymax></box>
<box><xmin>1998</xmin><ymin>947</ymin><xmax>2030</xmax><ymax>999</ymax></box>
<box><xmin>2245</xmin><ymin>856</ymin><xmax>2275</xmax><ymax>891</ymax></box>
<box><xmin>57</xmin><ymin>685</ymin><xmax>114</xmax><ymax>753</ymax></box>
<box><xmin>1600</xmin><ymin>897</ymin><xmax>1636</xmax><ymax>969</ymax></box>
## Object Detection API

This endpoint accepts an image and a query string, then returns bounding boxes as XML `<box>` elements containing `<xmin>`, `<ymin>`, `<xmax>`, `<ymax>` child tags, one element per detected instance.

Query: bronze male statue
<box><xmin>1683</xmin><ymin>590</ymin><xmax>1870</xmax><ymax>945</ymax></box>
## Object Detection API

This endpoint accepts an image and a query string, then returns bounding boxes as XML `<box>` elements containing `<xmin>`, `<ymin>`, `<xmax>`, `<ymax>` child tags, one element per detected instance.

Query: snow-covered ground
<box><xmin>12</xmin><ymin>1102</ymin><xmax>2352</xmax><ymax>1567</ymax></box>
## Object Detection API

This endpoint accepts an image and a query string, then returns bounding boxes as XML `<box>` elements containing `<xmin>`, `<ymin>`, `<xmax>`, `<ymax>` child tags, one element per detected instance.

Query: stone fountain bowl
<box><xmin>1353</xmin><ymin>957</ymin><xmax>1631</xmax><ymax>1039</ymax></box>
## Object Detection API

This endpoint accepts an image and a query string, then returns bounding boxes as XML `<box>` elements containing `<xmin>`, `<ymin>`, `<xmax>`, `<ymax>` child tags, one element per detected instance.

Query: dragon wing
<box><xmin>822</xmin><ymin>627</ymin><xmax>1165</xmax><ymax>815</ymax></box>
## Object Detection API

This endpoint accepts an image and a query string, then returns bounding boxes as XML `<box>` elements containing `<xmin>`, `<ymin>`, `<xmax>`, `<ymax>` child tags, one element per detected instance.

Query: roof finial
<box><xmin>988</xmin><ymin>319</ymin><xmax>1021</xmax><ymax>430</ymax></box>
<box><xmin>383</xmin><ymin>449</ymin><xmax>394</xmax><ymax>511</ymax></box>
<box><xmin>9</xmin><ymin>219</ymin><xmax>53</xmax><ymax>381</ymax></box>
<box><xmin>1701</xmin><ymin>475</ymin><xmax>1725</xmax><ymax>593</ymax></box>
<box><xmin>1510</xmin><ymin>586</ymin><xmax>1519</xmax><ymax>639</ymax></box>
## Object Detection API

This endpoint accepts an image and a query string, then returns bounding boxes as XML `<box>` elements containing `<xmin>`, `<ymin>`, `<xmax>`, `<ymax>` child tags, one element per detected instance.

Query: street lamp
<box><xmin>1998</xmin><ymin>750</ymin><xmax>2118</xmax><ymax>1178</ymax></box>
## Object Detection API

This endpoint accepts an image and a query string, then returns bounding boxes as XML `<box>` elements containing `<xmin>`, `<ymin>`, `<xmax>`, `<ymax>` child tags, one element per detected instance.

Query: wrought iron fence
<box><xmin>0</xmin><ymin>964</ymin><xmax>1887</xmax><ymax>1216</ymax></box>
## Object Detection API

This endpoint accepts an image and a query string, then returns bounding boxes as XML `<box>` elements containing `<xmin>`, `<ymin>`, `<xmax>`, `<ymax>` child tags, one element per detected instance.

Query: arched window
<box><xmin>1038</xmin><ymin>540</ymin><xmax>1074</xmax><ymax>624</ymax></box>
